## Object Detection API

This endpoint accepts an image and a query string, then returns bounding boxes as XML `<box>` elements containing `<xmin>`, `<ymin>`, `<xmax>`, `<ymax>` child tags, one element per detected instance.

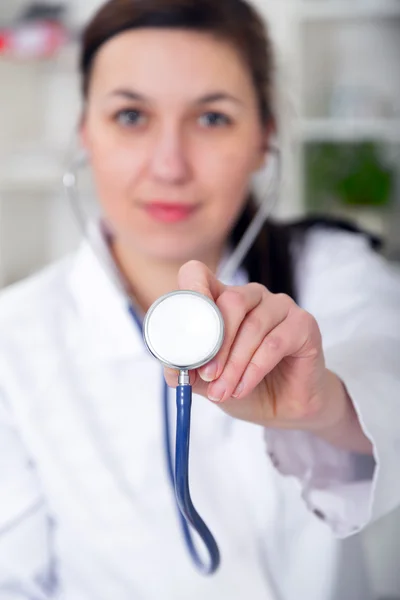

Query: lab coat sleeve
<box><xmin>264</xmin><ymin>228</ymin><xmax>400</xmax><ymax>538</ymax></box>
<box><xmin>0</xmin><ymin>389</ymin><xmax>58</xmax><ymax>599</ymax></box>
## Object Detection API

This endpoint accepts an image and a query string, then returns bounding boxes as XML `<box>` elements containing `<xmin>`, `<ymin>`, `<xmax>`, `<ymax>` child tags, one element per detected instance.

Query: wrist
<box><xmin>313</xmin><ymin>369</ymin><xmax>373</xmax><ymax>455</ymax></box>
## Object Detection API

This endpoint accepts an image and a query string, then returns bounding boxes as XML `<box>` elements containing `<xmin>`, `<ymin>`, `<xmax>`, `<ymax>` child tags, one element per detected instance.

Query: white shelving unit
<box><xmin>296</xmin><ymin>0</ymin><xmax>400</xmax><ymax>20</ymax></box>
<box><xmin>278</xmin><ymin>0</ymin><xmax>400</xmax><ymax>242</ymax></box>
<box><xmin>296</xmin><ymin>119</ymin><xmax>400</xmax><ymax>143</ymax></box>
<box><xmin>0</xmin><ymin>34</ymin><xmax>81</xmax><ymax>286</ymax></box>
<box><xmin>0</xmin><ymin>148</ymin><xmax>66</xmax><ymax>191</ymax></box>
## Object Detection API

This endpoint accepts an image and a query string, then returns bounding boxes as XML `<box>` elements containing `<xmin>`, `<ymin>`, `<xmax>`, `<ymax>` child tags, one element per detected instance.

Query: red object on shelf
<box><xmin>0</xmin><ymin>33</ymin><xmax>7</xmax><ymax>52</ymax></box>
<box><xmin>0</xmin><ymin>21</ymin><xmax>68</xmax><ymax>59</ymax></box>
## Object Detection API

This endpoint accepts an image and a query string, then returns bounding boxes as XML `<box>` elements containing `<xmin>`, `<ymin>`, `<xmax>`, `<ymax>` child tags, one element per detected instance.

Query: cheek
<box><xmin>201</xmin><ymin>145</ymin><xmax>257</xmax><ymax>217</ymax></box>
<box><xmin>90</xmin><ymin>154</ymin><xmax>129</xmax><ymax>222</ymax></box>
<box><xmin>87</xmin><ymin>132</ymin><xmax>143</xmax><ymax>217</ymax></box>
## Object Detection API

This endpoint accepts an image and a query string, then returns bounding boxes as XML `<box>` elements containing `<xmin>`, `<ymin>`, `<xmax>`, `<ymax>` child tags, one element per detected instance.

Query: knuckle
<box><xmin>292</xmin><ymin>309</ymin><xmax>322</xmax><ymax>353</ymax></box>
<box><xmin>244</xmin><ymin>312</ymin><xmax>263</xmax><ymax>336</ymax></box>
<box><xmin>295</xmin><ymin>308</ymin><xmax>314</xmax><ymax>331</ymax></box>
<box><xmin>249</xmin><ymin>282</ymin><xmax>266</xmax><ymax>296</ymax></box>
<box><xmin>247</xmin><ymin>359</ymin><xmax>265</xmax><ymax>381</ymax></box>
<box><xmin>226</xmin><ymin>355</ymin><xmax>244</xmax><ymax>376</ymax></box>
<box><xmin>261</xmin><ymin>287</ymin><xmax>271</xmax><ymax>303</ymax></box>
<box><xmin>275</xmin><ymin>293</ymin><xmax>294</xmax><ymax>311</ymax></box>
<box><xmin>309</xmin><ymin>317</ymin><xmax>322</xmax><ymax>345</ymax></box>
<box><xmin>262</xmin><ymin>333</ymin><xmax>282</xmax><ymax>352</ymax></box>
<box><xmin>219</xmin><ymin>289</ymin><xmax>246</xmax><ymax>315</ymax></box>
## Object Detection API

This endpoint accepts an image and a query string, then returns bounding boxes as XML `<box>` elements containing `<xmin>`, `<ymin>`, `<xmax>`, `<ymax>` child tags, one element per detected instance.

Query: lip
<box><xmin>142</xmin><ymin>201</ymin><xmax>199</xmax><ymax>223</ymax></box>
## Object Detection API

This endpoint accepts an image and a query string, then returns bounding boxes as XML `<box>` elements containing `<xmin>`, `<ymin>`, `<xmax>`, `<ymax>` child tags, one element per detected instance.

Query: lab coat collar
<box><xmin>68</xmin><ymin>221</ymin><xmax>145</xmax><ymax>360</ymax></box>
<box><xmin>68</xmin><ymin>220</ymin><xmax>247</xmax><ymax>361</ymax></box>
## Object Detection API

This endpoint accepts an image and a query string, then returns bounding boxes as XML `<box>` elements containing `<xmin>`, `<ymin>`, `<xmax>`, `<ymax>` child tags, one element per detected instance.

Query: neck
<box><xmin>111</xmin><ymin>240</ymin><xmax>224</xmax><ymax>313</ymax></box>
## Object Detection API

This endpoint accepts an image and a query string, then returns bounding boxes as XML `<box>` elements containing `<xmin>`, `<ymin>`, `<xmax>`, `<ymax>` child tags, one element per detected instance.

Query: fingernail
<box><xmin>165</xmin><ymin>368</ymin><xmax>178</xmax><ymax>377</ymax></box>
<box><xmin>232</xmin><ymin>381</ymin><xmax>244</xmax><ymax>398</ymax></box>
<box><xmin>200</xmin><ymin>360</ymin><xmax>218</xmax><ymax>382</ymax></box>
<box><xmin>208</xmin><ymin>379</ymin><xmax>226</xmax><ymax>403</ymax></box>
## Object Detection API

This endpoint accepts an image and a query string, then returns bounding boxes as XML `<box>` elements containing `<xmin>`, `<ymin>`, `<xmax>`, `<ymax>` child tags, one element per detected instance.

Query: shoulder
<box><xmin>0</xmin><ymin>256</ymin><xmax>74</xmax><ymax>318</ymax></box>
<box><xmin>294</xmin><ymin>225</ymin><xmax>376</xmax><ymax>279</ymax></box>
<box><xmin>292</xmin><ymin>225</ymin><xmax>400</xmax><ymax>330</ymax></box>
<box><xmin>0</xmin><ymin>256</ymin><xmax>76</xmax><ymax>355</ymax></box>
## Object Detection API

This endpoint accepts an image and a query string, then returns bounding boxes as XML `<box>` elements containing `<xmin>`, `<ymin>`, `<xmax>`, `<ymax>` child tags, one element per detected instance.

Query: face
<box><xmin>81</xmin><ymin>28</ymin><xmax>268</xmax><ymax>264</ymax></box>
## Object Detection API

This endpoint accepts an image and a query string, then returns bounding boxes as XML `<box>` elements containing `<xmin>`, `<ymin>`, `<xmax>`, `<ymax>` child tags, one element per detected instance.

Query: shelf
<box><xmin>295</xmin><ymin>119</ymin><xmax>400</xmax><ymax>142</ymax></box>
<box><xmin>296</xmin><ymin>0</ymin><xmax>400</xmax><ymax>21</ymax></box>
<box><xmin>0</xmin><ymin>37</ymin><xmax>79</xmax><ymax>71</ymax></box>
<box><xmin>0</xmin><ymin>148</ymin><xmax>66</xmax><ymax>192</ymax></box>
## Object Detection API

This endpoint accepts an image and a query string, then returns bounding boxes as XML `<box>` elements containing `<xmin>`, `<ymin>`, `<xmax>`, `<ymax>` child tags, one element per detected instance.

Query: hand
<box><xmin>164</xmin><ymin>261</ymin><xmax>372</xmax><ymax>454</ymax></box>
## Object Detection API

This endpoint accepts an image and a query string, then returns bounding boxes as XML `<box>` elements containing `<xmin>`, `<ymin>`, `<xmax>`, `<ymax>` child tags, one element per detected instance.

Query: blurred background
<box><xmin>0</xmin><ymin>1</ymin><xmax>399</xmax><ymax>598</ymax></box>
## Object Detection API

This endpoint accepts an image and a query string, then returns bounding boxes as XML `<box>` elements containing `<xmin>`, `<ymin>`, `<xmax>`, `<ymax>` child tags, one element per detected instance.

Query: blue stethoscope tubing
<box><xmin>128</xmin><ymin>304</ymin><xmax>220</xmax><ymax>575</ymax></box>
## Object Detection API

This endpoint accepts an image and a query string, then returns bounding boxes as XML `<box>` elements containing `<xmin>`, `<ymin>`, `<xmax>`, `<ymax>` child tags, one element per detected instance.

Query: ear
<box><xmin>252</xmin><ymin>143</ymin><xmax>269</xmax><ymax>173</ymax></box>
<box><xmin>253</xmin><ymin>120</ymin><xmax>275</xmax><ymax>172</ymax></box>
<box><xmin>253</xmin><ymin>150</ymin><xmax>267</xmax><ymax>172</ymax></box>
<box><xmin>78</xmin><ymin>111</ymin><xmax>90</xmax><ymax>154</ymax></box>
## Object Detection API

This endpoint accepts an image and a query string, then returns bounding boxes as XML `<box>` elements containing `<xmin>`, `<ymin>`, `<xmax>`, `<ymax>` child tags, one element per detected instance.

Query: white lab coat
<box><xmin>0</xmin><ymin>223</ymin><xmax>400</xmax><ymax>600</ymax></box>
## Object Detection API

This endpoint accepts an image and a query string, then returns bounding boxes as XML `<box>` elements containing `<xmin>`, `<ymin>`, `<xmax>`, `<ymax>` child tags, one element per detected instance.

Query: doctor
<box><xmin>1</xmin><ymin>0</ymin><xmax>400</xmax><ymax>598</ymax></box>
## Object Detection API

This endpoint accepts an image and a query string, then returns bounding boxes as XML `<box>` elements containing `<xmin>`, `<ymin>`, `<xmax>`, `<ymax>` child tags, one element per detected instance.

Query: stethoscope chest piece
<box><xmin>143</xmin><ymin>290</ymin><xmax>224</xmax><ymax>371</ymax></box>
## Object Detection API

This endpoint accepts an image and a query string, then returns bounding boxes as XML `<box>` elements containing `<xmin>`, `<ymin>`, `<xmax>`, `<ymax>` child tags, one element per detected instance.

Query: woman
<box><xmin>0</xmin><ymin>0</ymin><xmax>399</xmax><ymax>598</ymax></box>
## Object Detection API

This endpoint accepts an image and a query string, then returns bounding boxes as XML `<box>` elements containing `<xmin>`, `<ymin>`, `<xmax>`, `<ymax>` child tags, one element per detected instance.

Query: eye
<box><xmin>115</xmin><ymin>109</ymin><xmax>147</xmax><ymax>127</ymax></box>
<box><xmin>198</xmin><ymin>112</ymin><xmax>232</xmax><ymax>128</ymax></box>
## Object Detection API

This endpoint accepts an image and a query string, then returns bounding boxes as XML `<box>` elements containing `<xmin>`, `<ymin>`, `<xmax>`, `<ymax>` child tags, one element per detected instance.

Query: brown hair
<box><xmin>79</xmin><ymin>0</ymin><xmax>300</xmax><ymax>299</ymax></box>
<box><xmin>80</xmin><ymin>0</ymin><xmax>274</xmax><ymax>125</ymax></box>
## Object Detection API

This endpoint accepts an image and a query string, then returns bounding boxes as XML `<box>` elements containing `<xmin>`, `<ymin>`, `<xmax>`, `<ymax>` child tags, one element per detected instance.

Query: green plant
<box><xmin>305</xmin><ymin>141</ymin><xmax>393</xmax><ymax>210</ymax></box>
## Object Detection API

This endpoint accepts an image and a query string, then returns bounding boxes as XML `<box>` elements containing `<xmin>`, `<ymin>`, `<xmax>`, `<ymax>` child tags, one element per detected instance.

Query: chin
<box><xmin>144</xmin><ymin>243</ymin><xmax>202</xmax><ymax>264</ymax></box>
<box><xmin>136</xmin><ymin>233</ymin><xmax>218</xmax><ymax>264</ymax></box>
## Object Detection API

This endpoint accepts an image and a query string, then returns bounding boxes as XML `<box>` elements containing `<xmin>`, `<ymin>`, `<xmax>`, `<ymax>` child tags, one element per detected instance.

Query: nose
<box><xmin>148</xmin><ymin>122</ymin><xmax>191</xmax><ymax>185</ymax></box>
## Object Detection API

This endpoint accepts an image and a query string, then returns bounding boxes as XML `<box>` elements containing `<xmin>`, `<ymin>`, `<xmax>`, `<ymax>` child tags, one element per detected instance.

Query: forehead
<box><xmin>89</xmin><ymin>28</ymin><xmax>254</xmax><ymax>100</ymax></box>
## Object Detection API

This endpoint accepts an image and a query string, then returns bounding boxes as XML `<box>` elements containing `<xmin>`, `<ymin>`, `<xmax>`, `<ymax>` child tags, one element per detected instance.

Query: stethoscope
<box><xmin>61</xmin><ymin>144</ymin><xmax>281</xmax><ymax>576</ymax></box>
<box><xmin>142</xmin><ymin>290</ymin><xmax>225</xmax><ymax>574</ymax></box>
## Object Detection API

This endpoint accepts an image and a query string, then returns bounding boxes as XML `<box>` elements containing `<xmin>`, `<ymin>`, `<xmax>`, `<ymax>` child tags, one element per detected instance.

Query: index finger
<box><xmin>178</xmin><ymin>260</ymin><xmax>225</xmax><ymax>302</ymax></box>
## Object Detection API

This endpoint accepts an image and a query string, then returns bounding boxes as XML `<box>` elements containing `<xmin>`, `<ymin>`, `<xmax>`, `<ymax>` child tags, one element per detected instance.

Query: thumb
<box><xmin>178</xmin><ymin>260</ymin><xmax>225</xmax><ymax>302</ymax></box>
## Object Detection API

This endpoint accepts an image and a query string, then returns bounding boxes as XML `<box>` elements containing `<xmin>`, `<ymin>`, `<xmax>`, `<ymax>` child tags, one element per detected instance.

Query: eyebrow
<box><xmin>195</xmin><ymin>92</ymin><xmax>243</xmax><ymax>106</ymax></box>
<box><xmin>108</xmin><ymin>89</ymin><xmax>148</xmax><ymax>102</ymax></box>
<box><xmin>107</xmin><ymin>89</ymin><xmax>243</xmax><ymax>106</ymax></box>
